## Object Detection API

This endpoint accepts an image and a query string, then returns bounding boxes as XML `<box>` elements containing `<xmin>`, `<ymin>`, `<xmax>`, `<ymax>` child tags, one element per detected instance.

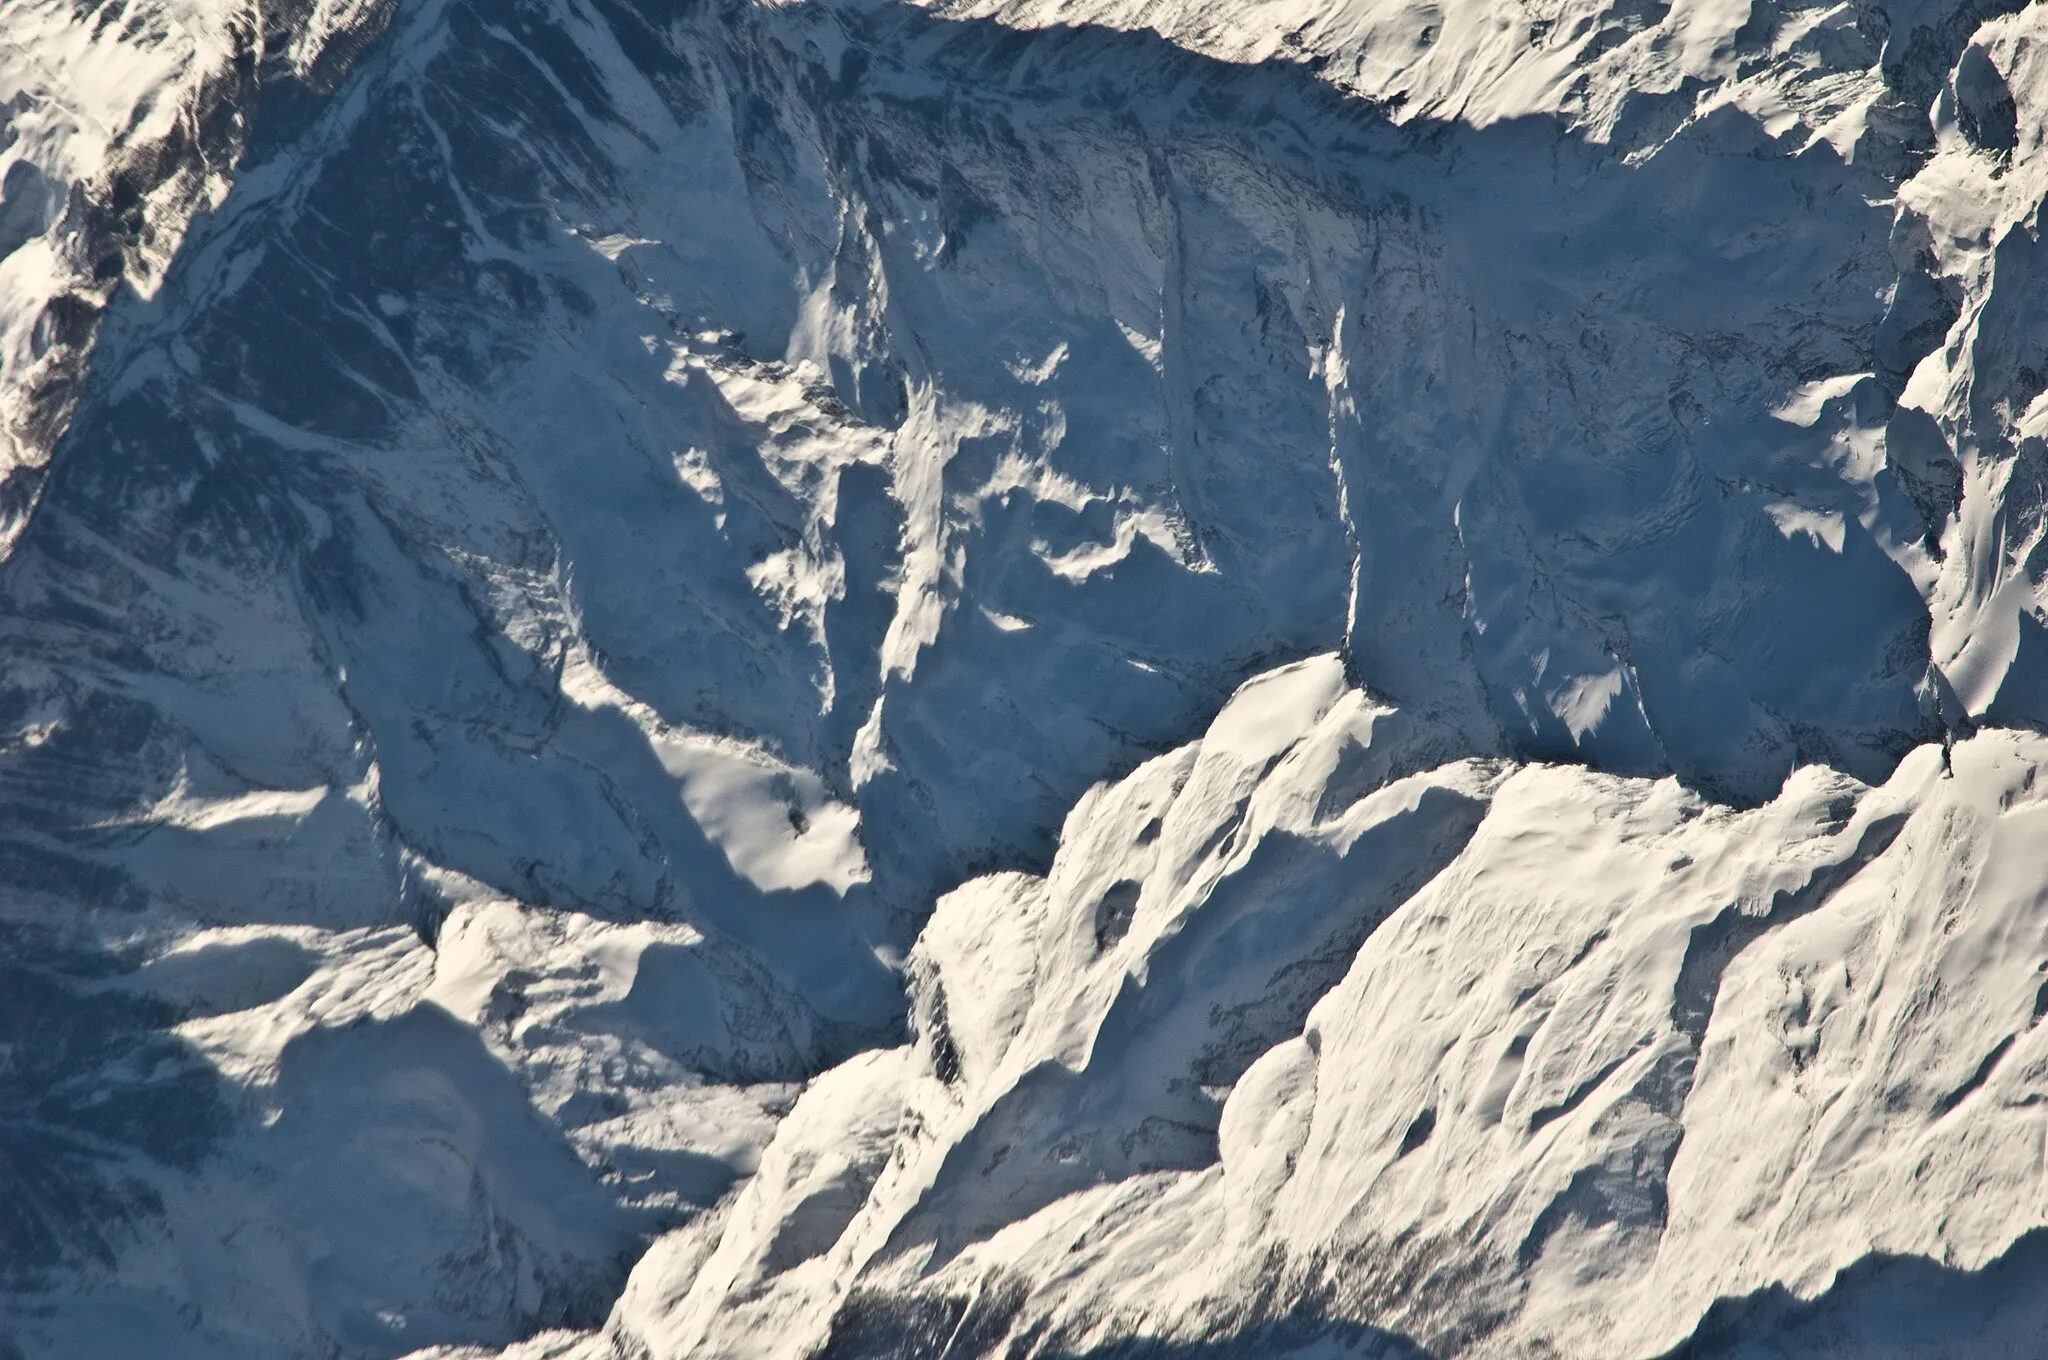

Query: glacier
<box><xmin>3</xmin><ymin>0</ymin><xmax>2048</xmax><ymax>1354</ymax></box>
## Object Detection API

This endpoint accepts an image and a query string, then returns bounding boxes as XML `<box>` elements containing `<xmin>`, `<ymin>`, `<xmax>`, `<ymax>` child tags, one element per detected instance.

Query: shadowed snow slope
<box><xmin>3</xmin><ymin>0</ymin><xmax>2048</xmax><ymax>1353</ymax></box>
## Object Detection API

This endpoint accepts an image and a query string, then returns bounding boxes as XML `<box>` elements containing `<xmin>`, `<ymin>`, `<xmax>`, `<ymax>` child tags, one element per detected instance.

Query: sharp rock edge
<box><xmin>3</xmin><ymin>0</ymin><xmax>2048</xmax><ymax>1355</ymax></box>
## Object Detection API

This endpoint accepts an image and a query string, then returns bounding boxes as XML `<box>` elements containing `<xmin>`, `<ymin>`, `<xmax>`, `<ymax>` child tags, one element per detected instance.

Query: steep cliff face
<box><xmin>3</xmin><ymin>0</ymin><xmax>2048</xmax><ymax>1355</ymax></box>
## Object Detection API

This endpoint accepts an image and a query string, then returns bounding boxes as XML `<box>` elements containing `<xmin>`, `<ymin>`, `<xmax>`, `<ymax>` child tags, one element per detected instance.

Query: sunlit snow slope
<box><xmin>2</xmin><ymin>0</ymin><xmax>2047</xmax><ymax>1354</ymax></box>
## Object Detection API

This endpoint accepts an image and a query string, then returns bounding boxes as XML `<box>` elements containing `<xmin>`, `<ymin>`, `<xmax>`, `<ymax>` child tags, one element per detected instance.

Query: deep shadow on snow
<box><xmin>1665</xmin><ymin>1226</ymin><xmax>2048</xmax><ymax>1359</ymax></box>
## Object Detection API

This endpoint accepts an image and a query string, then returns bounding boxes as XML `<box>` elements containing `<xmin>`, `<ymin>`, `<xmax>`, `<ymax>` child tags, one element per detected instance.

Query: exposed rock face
<box><xmin>5</xmin><ymin>0</ymin><xmax>2048</xmax><ymax>1355</ymax></box>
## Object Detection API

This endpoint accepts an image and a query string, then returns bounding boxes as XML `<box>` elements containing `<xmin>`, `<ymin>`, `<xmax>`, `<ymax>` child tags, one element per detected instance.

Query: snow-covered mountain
<box><xmin>3</xmin><ymin>0</ymin><xmax>2048</xmax><ymax>1354</ymax></box>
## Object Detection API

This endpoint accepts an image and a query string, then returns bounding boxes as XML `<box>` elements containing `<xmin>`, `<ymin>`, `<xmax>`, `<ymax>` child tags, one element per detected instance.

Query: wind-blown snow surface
<box><xmin>3</xmin><ymin>0</ymin><xmax>2048</xmax><ymax>1353</ymax></box>
<box><xmin>599</xmin><ymin>657</ymin><xmax>2048</xmax><ymax>1360</ymax></box>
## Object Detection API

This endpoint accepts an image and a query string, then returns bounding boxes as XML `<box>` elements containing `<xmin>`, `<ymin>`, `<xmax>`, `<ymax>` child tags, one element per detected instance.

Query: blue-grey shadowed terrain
<box><xmin>0</xmin><ymin>921</ymin><xmax>659</xmax><ymax>1359</ymax></box>
<box><xmin>0</xmin><ymin>926</ymin><xmax>229</xmax><ymax>1288</ymax></box>
<box><xmin>1665</xmin><ymin>1228</ymin><xmax>2048</xmax><ymax>1359</ymax></box>
<box><xmin>5</xmin><ymin>0</ymin><xmax>1940</xmax><ymax>989</ymax></box>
